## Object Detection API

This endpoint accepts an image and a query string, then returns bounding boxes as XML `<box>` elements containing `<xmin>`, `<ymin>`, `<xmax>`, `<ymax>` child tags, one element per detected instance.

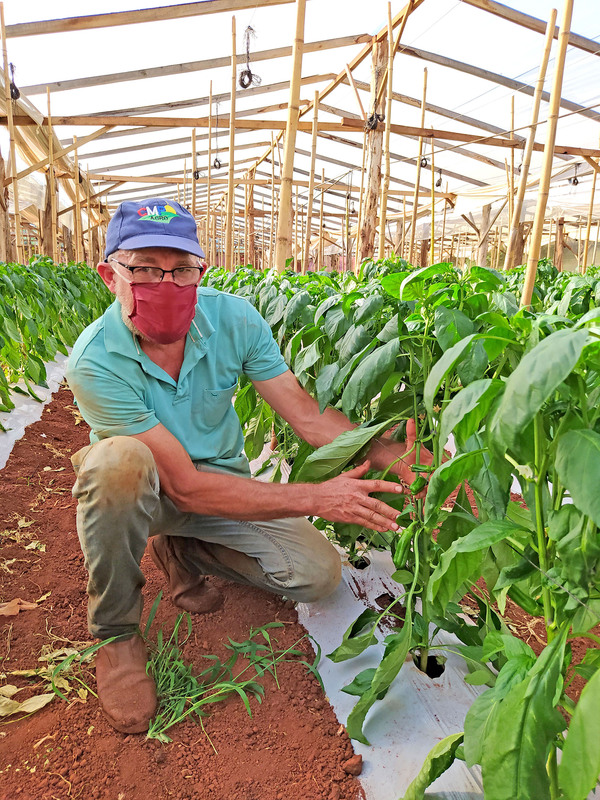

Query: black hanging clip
<box><xmin>239</xmin><ymin>26</ymin><xmax>261</xmax><ymax>89</ymax></box>
<box><xmin>9</xmin><ymin>63</ymin><xmax>20</xmax><ymax>100</ymax></box>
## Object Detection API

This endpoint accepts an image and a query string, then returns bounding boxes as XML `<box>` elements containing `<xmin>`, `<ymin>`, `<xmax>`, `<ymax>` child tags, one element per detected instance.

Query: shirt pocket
<box><xmin>201</xmin><ymin>383</ymin><xmax>238</xmax><ymax>427</ymax></box>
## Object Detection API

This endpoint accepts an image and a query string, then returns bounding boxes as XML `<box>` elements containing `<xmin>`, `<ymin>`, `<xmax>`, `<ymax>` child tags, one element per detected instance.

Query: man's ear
<box><xmin>97</xmin><ymin>261</ymin><xmax>117</xmax><ymax>293</ymax></box>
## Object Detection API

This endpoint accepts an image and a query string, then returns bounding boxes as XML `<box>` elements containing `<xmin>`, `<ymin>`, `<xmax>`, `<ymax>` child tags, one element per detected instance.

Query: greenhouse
<box><xmin>0</xmin><ymin>1</ymin><xmax>599</xmax><ymax>799</ymax></box>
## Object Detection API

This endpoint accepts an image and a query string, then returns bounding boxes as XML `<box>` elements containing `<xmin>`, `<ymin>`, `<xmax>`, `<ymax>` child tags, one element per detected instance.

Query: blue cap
<box><xmin>105</xmin><ymin>198</ymin><xmax>205</xmax><ymax>259</ymax></box>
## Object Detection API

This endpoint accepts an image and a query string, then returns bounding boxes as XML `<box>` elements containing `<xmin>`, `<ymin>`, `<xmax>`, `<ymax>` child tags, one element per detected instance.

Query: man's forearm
<box><xmin>172</xmin><ymin>469</ymin><xmax>316</xmax><ymax>520</ymax></box>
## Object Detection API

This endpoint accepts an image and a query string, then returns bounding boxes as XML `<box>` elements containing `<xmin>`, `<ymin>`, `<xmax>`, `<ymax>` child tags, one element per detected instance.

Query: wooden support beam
<box><xmin>7</xmin><ymin>114</ymin><xmax>597</xmax><ymax>159</ymax></box>
<box><xmin>23</xmin><ymin>34</ymin><xmax>371</xmax><ymax>95</ymax></box>
<box><xmin>1</xmin><ymin>3</ymin><xmax>23</xmax><ymax>263</ymax></box>
<box><xmin>7</xmin><ymin>1</ymin><xmax>295</xmax><ymax>38</ymax></box>
<box><xmin>303</xmin><ymin>90</ymin><xmax>319</xmax><ymax>273</ymax></box>
<box><xmin>458</xmin><ymin>0</ymin><xmax>600</xmax><ymax>59</ymax></box>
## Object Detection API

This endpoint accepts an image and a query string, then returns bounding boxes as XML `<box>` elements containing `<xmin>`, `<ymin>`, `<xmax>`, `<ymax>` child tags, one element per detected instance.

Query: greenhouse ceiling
<box><xmin>0</xmin><ymin>0</ymin><xmax>598</xmax><ymax>262</ymax></box>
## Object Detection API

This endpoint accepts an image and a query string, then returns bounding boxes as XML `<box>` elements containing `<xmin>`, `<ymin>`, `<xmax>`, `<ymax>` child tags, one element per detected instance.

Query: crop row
<box><xmin>0</xmin><ymin>256</ymin><xmax>112</xmax><ymax>424</ymax></box>
<box><xmin>205</xmin><ymin>257</ymin><xmax>600</xmax><ymax>800</ymax></box>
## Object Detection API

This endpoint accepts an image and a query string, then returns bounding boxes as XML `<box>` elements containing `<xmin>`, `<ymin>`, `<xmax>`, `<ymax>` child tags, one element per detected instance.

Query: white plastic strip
<box><xmin>0</xmin><ymin>353</ymin><xmax>70</xmax><ymax>470</ymax></box>
<box><xmin>297</xmin><ymin>550</ymin><xmax>485</xmax><ymax>800</ymax></box>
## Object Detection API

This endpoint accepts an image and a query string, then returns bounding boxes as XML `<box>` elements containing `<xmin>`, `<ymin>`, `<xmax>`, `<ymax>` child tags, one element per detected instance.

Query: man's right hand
<box><xmin>311</xmin><ymin>460</ymin><xmax>405</xmax><ymax>532</ymax></box>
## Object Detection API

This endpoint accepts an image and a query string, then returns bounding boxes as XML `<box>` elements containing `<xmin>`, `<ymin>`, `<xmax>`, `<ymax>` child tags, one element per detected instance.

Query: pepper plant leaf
<box><xmin>400</xmin><ymin>732</ymin><xmax>465</xmax><ymax>800</ymax></box>
<box><xmin>555</xmin><ymin>429</ymin><xmax>600</xmax><ymax>527</ymax></box>
<box><xmin>489</xmin><ymin>328</ymin><xmax>589</xmax><ymax>453</ymax></box>
<box><xmin>559</xmin><ymin>665</ymin><xmax>600</xmax><ymax>800</ymax></box>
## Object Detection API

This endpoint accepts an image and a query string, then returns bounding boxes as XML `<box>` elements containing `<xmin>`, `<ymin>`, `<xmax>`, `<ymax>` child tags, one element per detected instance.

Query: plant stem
<box><xmin>547</xmin><ymin>744</ymin><xmax>559</xmax><ymax>800</ymax></box>
<box><xmin>534</xmin><ymin>413</ymin><xmax>554</xmax><ymax>640</ymax></box>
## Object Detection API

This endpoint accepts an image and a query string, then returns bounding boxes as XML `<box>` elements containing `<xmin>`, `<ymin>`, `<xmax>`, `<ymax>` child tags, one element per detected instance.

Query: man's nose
<box><xmin>162</xmin><ymin>270</ymin><xmax>176</xmax><ymax>282</ymax></box>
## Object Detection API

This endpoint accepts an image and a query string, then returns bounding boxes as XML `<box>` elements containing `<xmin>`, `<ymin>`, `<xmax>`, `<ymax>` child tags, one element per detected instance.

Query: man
<box><xmin>67</xmin><ymin>198</ymin><xmax>426</xmax><ymax>735</ymax></box>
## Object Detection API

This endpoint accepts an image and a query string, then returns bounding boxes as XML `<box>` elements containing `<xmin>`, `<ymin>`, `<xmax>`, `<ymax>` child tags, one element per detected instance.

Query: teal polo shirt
<box><xmin>66</xmin><ymin>287</ymin><xmax>288</xmax><ymax>476</ymax></box>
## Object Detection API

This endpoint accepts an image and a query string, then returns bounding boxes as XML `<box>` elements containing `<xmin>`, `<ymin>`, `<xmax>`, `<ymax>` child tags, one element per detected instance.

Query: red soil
<box><xmin>0</xmin><ymin>385</ymin><xmax>364</xmax><ymax>800</ymax></box>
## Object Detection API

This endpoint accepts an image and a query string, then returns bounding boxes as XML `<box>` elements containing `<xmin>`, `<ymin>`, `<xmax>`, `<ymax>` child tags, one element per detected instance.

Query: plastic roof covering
<box><xmin>1</xmin><ymin>0</ymin><xmax>599</xmax><ymax>243</ymax></box>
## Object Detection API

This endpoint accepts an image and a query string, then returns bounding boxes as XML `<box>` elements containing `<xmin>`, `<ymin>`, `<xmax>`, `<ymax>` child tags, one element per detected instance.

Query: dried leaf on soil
<box><xmin>0</xmin><ymin>598</ymin><xmax>39</xmax><ymax>616</ymax></box>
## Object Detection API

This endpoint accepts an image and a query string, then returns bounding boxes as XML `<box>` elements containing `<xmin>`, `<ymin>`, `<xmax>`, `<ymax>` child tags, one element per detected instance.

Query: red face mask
<box><xmin>128</xmin><ymin>282</ymin><xmax>198</xmax><ymax>344</ymax></box>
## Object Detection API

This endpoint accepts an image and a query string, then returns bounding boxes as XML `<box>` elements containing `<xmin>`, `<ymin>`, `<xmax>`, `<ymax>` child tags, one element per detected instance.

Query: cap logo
<box><xmin>137</xmin><ymin>203</ymin><xmax>178</xmax><ymax>223</ymax></box>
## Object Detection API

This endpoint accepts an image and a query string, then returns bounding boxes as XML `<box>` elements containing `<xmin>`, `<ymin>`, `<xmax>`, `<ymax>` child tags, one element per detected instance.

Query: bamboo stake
<box><xmin>509</xmin><ymin>96</ymin><xmax>515</xmax><ymax>225</ymax></box>
<box><xmin>86</xmin><ymin>169</ymin><xmax>91</xmax><ymax>263</ymax></box>
<box><xmin>191</xmin><ymin>130</ymin><xmax>197</xmax><ymax>219</ymax></box>
<box><xmin>274</xmin><ymin>0</ymin><xmax>306</xmax><ymax>271</ymax></box>
<box><xmin>46</xmin><ymin>88</ymin><xmax>57</xmax><ymax>263</ymax></box>
<box><xmin>504</xmin><ymin>9</ymin><xmax>556</xmax><ymax>270</ymax></box>
<box><xmin>303</xmin><ymin>90</ymin><xmax>319</xmax><ymax>274</ymax></box>
<box><xmin>344</xmin><ymin>188</ymin><xmax>350</xmax><ymax>269</ymax></box>
<box><xmin>1</xmin><ymin>3</ymin><xmax>23</xmax><ymax>263</ymax></box>
<box><xmin>430</xmin><ymin>137</ymin><xmax>435</xmax><ymax>265</ymax></box>
<box><xmin>294</xmin><ymin>183</ymin><xmax>299</xmax><ymax>269</ymax></box>
<box><xmin>270</xmin><ymin>133</ymin><xmax>275</xmax><ymax>269</ymax></box>
<box><xmin>378</xmin><ymin>4</ymin><xmax>394</xmax><ymax>259</ymax></box>
<box><xmin>354</xmin><ymin>128</ymin><xmax>367</xmax><ymax>275</ymax></box>
<box><xmin>301</xmin><ymin>201</ymin><xmax>306</xmax><ymax>273</ymax></box>
<box><xmin>207</xmin><ymin>82</ymin><xmax>213</xmax><ymax>262</ymax></box>
<box><xmin>441</xmin><ymin>183</ymin><xmax>448</xmax><ymax>262</ymax></box>
<box><xmin>582</xmin><ymin>156</ymin><xmax>598</xmax><ymax>274</ymax></box>
<box><xmin>261</xmin><ymin>198</ymin><xmax>265</xmax><ymax>269</ymax></box>
<box><xmin>319</xmin><ymin>167</ymin><xmax>324</xmax><ymax>269</ymax></box>
<box><xmin>593</xmin><ymin>220</ymin><xmax>599</xmax><ymax>266</ymax></box>
<box><xmin>244</xmin><ymin>178</ymin><xmax>249</xmax><ymax>264</ymax></box>
<box><xmin>521</xmin><ymin>0</ymin><xmax>573</xmax><ymax>308</ymax></box>
<box><xmin>345</xmin><ymin>64</ymin><xmax>366</xmax><ymax>121</ymax></box>
<box><xmin>225</xmin><ymin>16</ymin><xmax>236</xmax><ymax>271</ymax></box>
<box><xmin>408</xmin><ymin>68</ymin><xmax>427</xmax><ymax>263</ymax></box>
<box><xmin>73</xmin><ymin>136</ymin><xmax>83</xmax><ymax>263</ymax></box>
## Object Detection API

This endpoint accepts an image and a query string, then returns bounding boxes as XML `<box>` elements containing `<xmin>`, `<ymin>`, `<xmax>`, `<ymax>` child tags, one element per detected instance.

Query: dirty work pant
<box><xmin>71</xmin><ymin>436</ymin><xmax>342</xmax><ymax>639</ymax></box>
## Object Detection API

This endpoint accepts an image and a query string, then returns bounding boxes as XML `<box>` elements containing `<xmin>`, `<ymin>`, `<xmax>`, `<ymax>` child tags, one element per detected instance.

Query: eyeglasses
<box><xmin>109</xmin><ymin>258</ymin><xmax>203</xmax><ymax>286</ymax></box>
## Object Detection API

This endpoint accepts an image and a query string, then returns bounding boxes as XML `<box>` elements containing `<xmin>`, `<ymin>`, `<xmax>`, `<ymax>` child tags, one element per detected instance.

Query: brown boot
<box><xmin>95</xmin><ymin>635</ymin><xmax>157</xmax><ymax>734</ymax></box>
<box><xmin>148</xmin><ymin>535</ymin><xmax>223</xmax><ymax>614</ymax></box>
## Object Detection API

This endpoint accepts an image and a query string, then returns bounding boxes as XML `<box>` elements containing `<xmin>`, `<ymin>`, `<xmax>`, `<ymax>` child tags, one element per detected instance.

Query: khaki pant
<box><xmin>71</xmin><ymin>436</ymin><xmax>341</xmax><ymax>639</ymax></box>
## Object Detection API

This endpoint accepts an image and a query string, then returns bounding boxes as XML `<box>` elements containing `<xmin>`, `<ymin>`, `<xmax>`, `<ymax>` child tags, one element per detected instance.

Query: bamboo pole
<box><xmin>430</xmin><ymin>137</ymin><xmax>435</xmax><ymax>265</ymax></box>
<box><xmin>582</xmin><ymin>156</ymin><xmax>598</xmax><ymax>274</ymax></box>
<box><xmin>301</xmin><ymin>201</ymin><xmax>306</xmax><ymax>272</ymax></box>
<box><xmin>521</xmin><ymin>0</ymin><xmax>573</xmax><ymax>308</ymax></box>
<box><xmin>401</xmin><ymin>196</ymin><xmax>406</xmax><ymax>259</ymax></box>
<box><xmin>378</xmin><ymin>4</ymin><xmax>394</xmax><ymax>259</ymax></box>
<box><xmin>354</xmin><ymin>128</ymin><xmax>367</xmax><ymax>275</ymax></box>
<box><xmin>344</xmin><ymin>188</ymin><xmax>350</xmax><ymax>269</ymax></box>
<box><xmin>319</xmin><ymin>167</ymin><xmax>324</xmax><ymax>268</ymax></box>
<box><xmin>46</xmin><ymin>88</ymin><xmax>57</xmax><ymax>263</ymax></box>
<box><xmin>244</xmin><ymin>178</ymin><xmax>249</xmax><ymax>264</ymax></box>
<box><xmin>1</xmin><ymin>3</ymin><xmax>23</xmax><ymax>263</ymax></box>
<box><xmin>274</xmin><ymin>0</ymin><xmax>306</xmax><ymax>271</ymax></box>
<box><xmin>509</xmin><ymin>96</ymin><xmax>515</xmax><ymax>224</ymax></box>
<box><xmin>191</xmin><ymin>130</ymin><xmax>197</xmax><ymax>219</ymax></box>
<box><xmin>270</xmin><ymin>133</ymin><xmax>275</xmax><ymax>269</ymax></box>
<box><xmin>225</xmin><ymin>16</ymin><xmax>237</xmax><ymax>271</ymax></box>
<box><xmin>504</xmin><ymin>8</ymin><xmax>556</xmax><ymax>271</ymax></box>
<box><xmin>261</xmin><ymin>198</ymin><xmax>265</xmax><ymax>269</ymax></box>
<box><xmin>207</xmin><ymin>82</ymin><xmax>213</xmax><ymax>262</ymax></box>
<box><xmin>408</xmin><ymin>68</ymin><xmax>427</xmax><ymax>263</ymax></box>
<box><xmin>294</xmin><ymin>183</ymin><xmax>299</xmax><ymax>270</ymax></box>
<box><xmin>441</xmin><ymin>183</ymin><xmax>448</xmax><ymax>262</ymax></box>
<box><xmin>73</xmin><ymin>136</ymin><xmax>83</xmax><ymax>263</ymax></box>
<box><xmin>86</xmin><ymin>169</ymin><xmax>91</xmax><ymax>262</ymax></box>
<box><xmin>593</xmin><ymin>220</ymin><xmax>599</xmax><ymax>266</ymax></box>
<box><xmin>303</xmin><ymin>90</ymin><xmax>319</xmax><ymax>274</ymax></box>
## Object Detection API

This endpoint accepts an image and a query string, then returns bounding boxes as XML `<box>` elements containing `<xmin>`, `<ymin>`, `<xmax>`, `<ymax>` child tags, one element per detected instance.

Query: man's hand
<box><xmin>369</xmin><ymin>419</ymin><xmax>434</xmax><ymax>497</ymax></box>
<box><xmin>311</xmin><ymin>460</ymin><xmax>405</xmax><ymax>532</ymax></box>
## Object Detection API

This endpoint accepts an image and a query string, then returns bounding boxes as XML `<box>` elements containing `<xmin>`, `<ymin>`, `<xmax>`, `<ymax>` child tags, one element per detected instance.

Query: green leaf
<box><xmin>315</xmin><ymin>362</ymin><xmax>341</xmax><ymax>413</ymax></box>
<box><xmin>480</xmin><ymin>628</ymin><xmax>568</xmax><ymax>800</ymax></box>
<box><xmin>326</xmin><ymin>609</ymin><xmax>379</xmax><ymax>663</ymax></box>
<box><xmin>341</xmin><ymin>338</ymin><xmax>400</xmax><ymax>418</ymax></box>
<box><xmin>282</xmin><ymin>289</ymin><xmax>312</xmax><ymax>328</ymax></box>
<box><xmin>438</xmin><ymin>379</ymin><xmax>504</xmax><ymax>450</ymax></box>
<box><xmin>464</xmin><ymin>689</ymin><xmax>500</xmax><ymax>766</ymax></box>
<box><xmin>354</xmin><ymin>294</ymin><xmax>384</xmax><ymax>325</ymax></box>
<box><xmin>295</xmin><ymin>417</ymin><xmax>396</xmax><ymax>482</ymax></box>
<box><xmin>346</xmin><ymin>609</ymin><xmax>412</xmax><ymax>744</ymax></box>
<box><xmin>434</xmin><ymin>305</ymin><xmax>474</xmax><ymax>352</ymax></box>
<box><xmin>424</xmin><ymin>450</ymin><xmax>484</xmax><ymax>525</ymax></box>
<box><xmin>555</xmin><ymin>429</ymin><xmax>600</xmax><ymax>527</ymax></box>
<box><xmin>489</xmin><ymin>328</ymin><xmax>588</xmax><ymax>452</ymax></box>
<box><xmin>424</xmin><ymin>334</ymin><xmax>477</xmax><ymax>415</ymax></box>
<box><xmin>400</xmin><ymin>733</ymin><xmax>464</xmax><ymax>800</ymax></box>
<box><xmin>336</xmin><ymin>324</ymin><xmax>372</xmax><ymax>363</ymax></box>
<box><xmin>399</xmin><ymin>262</ymin><xmax>455</xmax><ymax>300</ymax></box>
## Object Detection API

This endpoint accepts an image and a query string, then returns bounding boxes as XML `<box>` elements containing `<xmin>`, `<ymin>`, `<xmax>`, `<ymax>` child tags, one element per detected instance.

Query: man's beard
<box><xmin>114</xmin><ymin>281</ymin><xmax>149</xmax><ymax>341</ymax></box>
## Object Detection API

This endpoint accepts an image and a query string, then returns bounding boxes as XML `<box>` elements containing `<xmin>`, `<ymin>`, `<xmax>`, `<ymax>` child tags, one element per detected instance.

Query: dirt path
<box><xmin>0</xmin><ymin>385</ymin><xmax>363</xmax><ymax>800</ymax></box>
